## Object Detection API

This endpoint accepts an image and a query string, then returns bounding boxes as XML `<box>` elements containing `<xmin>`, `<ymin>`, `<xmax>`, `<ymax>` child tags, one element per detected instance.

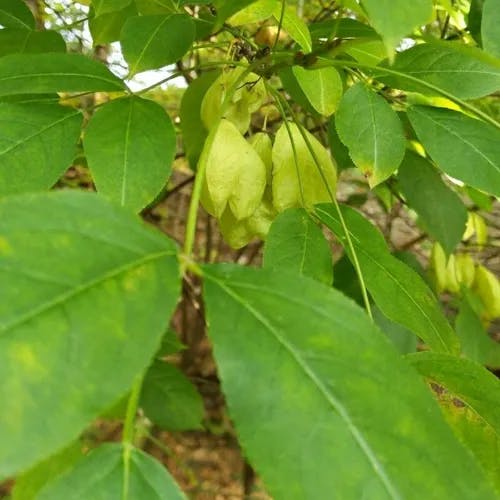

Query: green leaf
<box><xmin>482</xmin><ymin>0</ymin><xmax>500</xmax><ymax>58</ymax></box>
<box><xmin>37</xmin><ymin>443</ymin><xmax>186</xmax><ymax>499</ymax></box>
<box><xmin>373</xmin><ymin>306</ymin><xmax>417</xmax><ymax>355</ymax></box>
<box><xmin>327</xmin><ymin>116</ymin><xmax>355</xmax><ymax>171</ymax></box>
<box><xmin>263</xmin><ymin>208</ymin><xmax>333</xmax><ymax>285</ymax></box>
<box><xmin>397</xmin><ymin>151</ymin><xmax>467</xmax><ymax>254</ymax></box>
<box><xmin>89</xmin><ymin>2</ymin><xmax>138</xmax><ymax>45</ymax></box>
<box><xmin>0</xmin><ymin>53</ymin><xmax>125</xmax><ymax>96</ymax></box>
<box><xmin>134</xmin><ymin>0</ymin><xmax>177</xmax><ymax>15</ymax></box>
<box><xmin>456</xmin><ymin>295</ymin><xmax>500</xmax><ymax>369</ymax></box>
<box><xmin>0</xmin><ymin>191</ymin><xmax>180</xmax><ymax>478</ymax></box>
<box><xmin>361</xmin><ymin>0</ymin><xmax>432</xmax><ymax>55</ymax></box>
<box><xmin>309</xmin><ymin>18</ymin><xmax>378</xmax><ymax>41</ymax></box>
<box><xmin>228</xmin><ymin>0</ymin><xmax>276</xmax><ymax>25</ymax></box>
<box><xmin>407</xmin><ymin>352</ymin><xmax>500</xmax><ymax>491</ymax></box>
<box><xmin>407</xmin><ymin>106</ymin><xmax>500</xmax><ymax>197</ymax></box>
<box><xmin>468</xmin><ymin>0</ymin><xmax>484</xmax><ymax>44</ymax></box>
<box><xmin>0</xmin><ymin>30</ymin><xmax>65</xmax><ymax>57</ymax></box>
<box><xmin>335</xmin><ymin>83</ymin><xmax>406</xmax><ymax>187</ymax></box>
<box><xmin>272</xmin><ymin>5</ymin><xmax>312</xmax><ymax>52</ymax></box>
<box><xmin>378</xmin><ymin>43</ymin><xmax>500</xmax><ymax>100</ymax></box>
<box><xmin>203</xmin><ymin>264</ymin><xmax>496</xmax><ymax>499</ymax></box>
<box><xmin>0</xmin><ymin>0</ymin><xmax>34</xmax><ymax>30</ymax></box>
<box><xmin>92</xmin><ymin>0</ymin><xmax>132</xmax><ymax>16</ymax></box>
<box><xmin>156</xmin><ymin>329</ymin><xmax>184</xmax><ymax>357</ymax></box>
<box><xmin>84</xmin><ymin>96</ymin><xmax>176</xmax><ymax>212</ymax></box>
<box><xmin>315</xmin><ymin>203</ymin><xmax>460</xmax><ymax>354</ymax></box>
<box><xmin>215</xmin><ymin>0</ymin><xmax>257</xmax><ymax>25</ymax></box>
<box><xmin>342</xmin><ymin>40</ymin><xmax>387</xmax><ymax>66</ymax></box>
<box><xmin>12</xmin><ymin>442</ymin><xmax>83</xmax><ymax>500</ymax></box>
<box><xmin>121</xmin><ymin>14</ymin><xmax>195</xmax><ymax>76</ymax></box>
<box><xmin>0</xmin><ymin>101</ymin><xmax>82</xmax><ymax>197</ymax></box>
<box><xmin>291</xmin><ymin>66</ymin><xmax>342</xmax><ymax>116</ymax></box>
<box><xmin>466</xmin><ymin>186</ymin><xmax>493</xmax><ymax>211</ymax></box>
<box><xmin>141</xmin><ymin>361</ymin><xmax>204</xmax><ymax>431</ymax></box>
<box><xmin>179</xmin><ymin>71</ymin><xmax>219</xmax><ymax>170</ymax></box>
<box><xmin>332</xmin><ymin>253</ymin><xmax>364</xmax><ymax>305</ymax></box>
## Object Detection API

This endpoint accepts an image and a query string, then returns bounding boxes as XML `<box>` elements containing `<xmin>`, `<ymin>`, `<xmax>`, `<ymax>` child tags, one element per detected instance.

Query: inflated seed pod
<box><xmin>219</xmin><ymin>198</ymin><xmax>276</xmax><ymax>249</ymax></box>
<box><xmin>474</xmin><ymin>265</ymin><xmax>500</xmax><ymax>319</ymax></box>
<box><xmin>272</xmin><ymin>122</ymin><xmax>337</xmax><ymax>212</ymax></box>
<box><xmin>200</xmin><ymin>67</ymin><xmax>266</xmax><ymax>134</ymax></box>
<box><xmin>248</xmin><ymin>132</ymin><xmax>273</xmax><ymax>183</ymax></box>
<box><xmin>454</xmin><ymin>253</ymin><xmax>475</xmax><ymax>288</ymax></box>
<box><xmin>430</xmin><ymin>242</ymin><xmax>447</xmax><ymax>294</ymax></box>
<box><xmin>199</xmin><ymin>119</ymin><xmax>266</xmax><ymax>220</ymax></box>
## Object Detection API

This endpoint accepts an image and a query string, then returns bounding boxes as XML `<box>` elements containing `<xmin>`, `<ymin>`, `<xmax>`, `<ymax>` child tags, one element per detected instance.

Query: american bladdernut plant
<box><xmin>0</xmin><ymin>0</ymin><xmax>499</xmax><ymax>498</ymax></box>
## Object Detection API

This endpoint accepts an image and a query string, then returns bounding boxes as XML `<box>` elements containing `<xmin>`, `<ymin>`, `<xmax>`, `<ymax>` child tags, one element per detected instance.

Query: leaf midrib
<box><xmin>0</xmin><ymin>249</ymin><xmax>173</xmax><ymax>335</ymax></box>
<box><xmin>120</xmin><ymin>100</ymin><xmax>134</xmax><ymax>206</ymax></box>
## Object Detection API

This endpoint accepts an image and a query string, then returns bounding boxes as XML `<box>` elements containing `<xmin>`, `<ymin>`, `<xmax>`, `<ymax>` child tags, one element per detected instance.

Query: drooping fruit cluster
<box><xmin>198</xmin><ymin>67</ymin><xmax>337</xmax><ymax>248</ymax></box>
<box><xmin>430</xmin><ymin>242</ymin><xmax>500</xmax><ymax>320</ymax></box>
